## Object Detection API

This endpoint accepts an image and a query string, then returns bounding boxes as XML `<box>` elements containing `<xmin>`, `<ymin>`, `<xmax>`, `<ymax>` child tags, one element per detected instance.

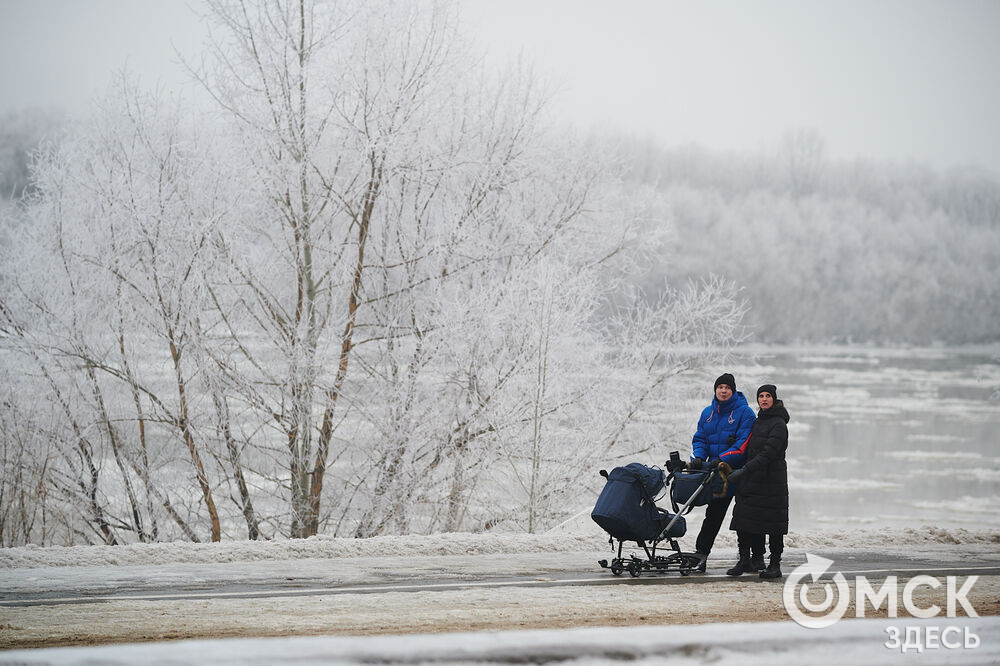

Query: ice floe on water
<box><xmin>788</xmin><ymin>477</ymin><xmax>903</xmax><ymax>492</ymax></box>
<box><xmin>884</xmin><ymin>449</ymin><xmax>982</xmax><ymax>460</ymax></box>
<box><xmin>803</xmin><ymin>456</ymin><xmax>856</xmax><ymax>465</ymax></box>
<box><xmin>796</xmin><ymin>354</ymin><xmax>882</xmax><ymax>365</ymax></box>
<box><xmin>904</xmin><ymin>433</ymin><xmax>969</xmax><ymax>444</ymax></box>
<box><xmin>911</xmin><ymin>495</ymin><xmax>1000</xmax><ymax>515</ymax></box>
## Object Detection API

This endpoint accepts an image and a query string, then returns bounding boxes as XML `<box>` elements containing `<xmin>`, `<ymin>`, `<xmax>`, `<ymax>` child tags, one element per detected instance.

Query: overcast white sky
<box><xmin>2</xmin><ymin>0</ymin><xmax>999</xmax><ymax>175</ymax></box>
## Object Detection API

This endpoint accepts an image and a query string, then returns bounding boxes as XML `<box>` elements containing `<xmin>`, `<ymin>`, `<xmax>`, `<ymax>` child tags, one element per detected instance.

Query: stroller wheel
<box><xmin>627</xmin><ymin>561</ymin><xmax>641</xmax><ymax>577</ymax></box>
<box><xmin>610</xmin><ymin>559</ymin><xmax>624</xmax><ymax>576</ymax></box>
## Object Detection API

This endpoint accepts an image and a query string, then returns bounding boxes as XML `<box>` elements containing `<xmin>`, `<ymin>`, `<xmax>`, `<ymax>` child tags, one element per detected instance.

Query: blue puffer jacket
<box><xmin>691</xmin><ymin>391</ymin><xmax>755</xmax><ymax>468</ymax></box>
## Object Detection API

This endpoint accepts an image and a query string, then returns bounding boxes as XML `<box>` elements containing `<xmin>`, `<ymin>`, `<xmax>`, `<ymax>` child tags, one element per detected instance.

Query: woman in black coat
<box><xmin>725</xmin><ymin>384</ymin><xmax>789</xmax><ymax>579</ymax></box>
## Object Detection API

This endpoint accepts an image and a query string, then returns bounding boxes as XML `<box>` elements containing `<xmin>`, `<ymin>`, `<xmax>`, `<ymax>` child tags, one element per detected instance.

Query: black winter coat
<box><xmin>729</xmin><ymin>402</ymin><xmax>790</xmax><ymax>535</ymax></box>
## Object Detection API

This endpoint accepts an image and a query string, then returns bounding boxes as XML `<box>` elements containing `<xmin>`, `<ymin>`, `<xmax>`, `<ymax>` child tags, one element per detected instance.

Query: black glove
<box><xmin>727</xmin><ymin>467</ymin><xmax>745</xmax><ymax>483</ymax></box>
<box><xmin>708</xmin><ymin>457</ymin><xmax>721</xmax><ymax>469</ymax></box>
<box><xmin>688</xmin><ymin>458</ymin><xmax>704</xmax><ymax>470</ymax></box>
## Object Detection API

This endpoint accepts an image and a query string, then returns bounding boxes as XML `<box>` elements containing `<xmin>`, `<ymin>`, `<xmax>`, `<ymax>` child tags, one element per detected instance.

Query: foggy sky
<box><xmin>2</xmin><ymin>0</ymin><xmax>999</xmax><ymax>175</ymax></box>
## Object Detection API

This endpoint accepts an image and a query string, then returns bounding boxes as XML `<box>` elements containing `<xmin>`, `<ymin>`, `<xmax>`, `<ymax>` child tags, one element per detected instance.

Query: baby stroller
<box><xmin>592</xmin><ymin>451</ymin><xmax>729</xmax><ymax>577</ymax></box>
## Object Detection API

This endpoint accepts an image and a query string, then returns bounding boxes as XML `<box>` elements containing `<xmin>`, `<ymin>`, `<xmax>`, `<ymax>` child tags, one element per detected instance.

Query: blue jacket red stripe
<box><xmin>691</xmin><ymin>391</ymin><xmax>755</xmax><ymax>468</ymax></box>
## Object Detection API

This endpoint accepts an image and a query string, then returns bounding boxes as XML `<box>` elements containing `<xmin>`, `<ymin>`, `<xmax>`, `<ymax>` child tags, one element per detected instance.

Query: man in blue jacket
<box><xmin>689</xmin><ymin>373</ymin><xmax>757</xmax><ymax>572</ymax></box>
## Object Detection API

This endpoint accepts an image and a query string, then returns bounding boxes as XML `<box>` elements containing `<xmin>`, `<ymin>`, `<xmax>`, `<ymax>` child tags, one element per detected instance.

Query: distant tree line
<box><xmin>7</xmin><ymin>120</ymin><xmax>995</xmax><ymax>347</ymax></box>
<box><xmin>620</xmin><ymin>130</ymin><xmax>1000</xmax><ymax>345</ymax></box>
<box><xmin>0</xmin><ymin>108</ymin><xmax>62</xmax><ymax>202</ymax></box>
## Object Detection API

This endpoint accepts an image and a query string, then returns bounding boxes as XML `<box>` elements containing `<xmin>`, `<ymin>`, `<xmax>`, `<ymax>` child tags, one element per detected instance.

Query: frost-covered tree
<box><xmin>0</xmin><ymin>78</ymin><xmax>250</xmax><ymax>543</ymax></box>
<box><xmin>0</xmin><ymin>0</ymin><xmax>748</xmax><ymax>544</ymax></box>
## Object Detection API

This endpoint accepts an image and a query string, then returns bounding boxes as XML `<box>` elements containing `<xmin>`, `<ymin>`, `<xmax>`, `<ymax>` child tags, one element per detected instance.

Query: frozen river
<box><xmin>732</xmin><ymin>346</ymin><xmax>1000</xmax><ymax>531</ymax></box>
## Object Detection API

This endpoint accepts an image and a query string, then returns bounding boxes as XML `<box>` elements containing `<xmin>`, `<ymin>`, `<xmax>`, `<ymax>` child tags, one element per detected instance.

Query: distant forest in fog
<box><xmin>3</xmin><ymin>111</ymin><xmax>999</xmax><ymax>345</ymax></box>
<box><xmin>620</xmin><ymin>130</ymin><xmax>1000</xmax><ymax>345</ymax></box>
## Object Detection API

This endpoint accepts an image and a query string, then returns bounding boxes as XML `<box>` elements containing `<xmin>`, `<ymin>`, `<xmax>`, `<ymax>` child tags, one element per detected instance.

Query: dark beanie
<box><xmin>714</xmin><ymin>373</ymin><xmax>736</xmax><ymax>392</ymax></box>
<box><xmin>757</xmin><ymin>384</ymin><xmax>778</xmax><ymax>401</ymax></box>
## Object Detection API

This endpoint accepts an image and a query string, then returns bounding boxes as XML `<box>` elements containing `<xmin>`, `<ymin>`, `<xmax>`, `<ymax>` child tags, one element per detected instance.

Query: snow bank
<box><xmin>0</xmin><ymin>533</ymin><xmax>601</xmax><ymax>569</ymax></box>
<box><xmin>785</xmin><ymin>526</ymin><xmax>1000</xmax><ymax>549</ymax></box>
<box><xmin>3</xmin><ymin>617</ymin><xmax>997</xmax><ymax>665</ymax></box>
<box><xmin>2</xmin><ymin>526</ymin><xmax>998</xmax><ymax>569</ymax></box>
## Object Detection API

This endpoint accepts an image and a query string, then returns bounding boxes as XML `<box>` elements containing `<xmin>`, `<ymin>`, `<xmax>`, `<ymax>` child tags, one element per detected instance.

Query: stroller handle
<box><xmin>668</xmin><ymin>462</ymin><xmax>733</xmax><ymax>515</ymax></box>
<box><xmin>658</xmin><ymin>471</ymin><xmax>720</xmax><ymax>542</ymax></box>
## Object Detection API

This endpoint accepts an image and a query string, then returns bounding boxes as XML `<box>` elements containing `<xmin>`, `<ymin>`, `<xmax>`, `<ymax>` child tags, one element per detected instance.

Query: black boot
<box><xmin>726</xmin><ymin>539</ymin><xmax>751</xmax><ymax>577</ymax></box>
<box><xmin>748</xmin><ymin>554</ymin><xmax>766</xmax><ymax>572</ymax></box>
<box><xmin>726</xmin><ymin>558</ymin><xmax>750</xmax><ymax>576</ymax></box>
<box><xmin>694</xmin><ymin>552</ymin><xmax>707</xmax><ymax>573</ymax></box>
<box><xmin>760</xmin><ymin>556</ymin><xmax>782</xmax><ymax>579</ymax></box>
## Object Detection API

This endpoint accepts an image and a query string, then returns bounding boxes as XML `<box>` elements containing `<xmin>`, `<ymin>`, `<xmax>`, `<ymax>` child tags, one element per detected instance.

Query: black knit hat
<box><xmin>714</xmin><ymin>373</ymin><xmax>736</xmax><ymax>392</ymax></box>
<box><xmin>756</xmin><ymin>384</ymin><xmax>778</xmax><ymax>401</ymax></box>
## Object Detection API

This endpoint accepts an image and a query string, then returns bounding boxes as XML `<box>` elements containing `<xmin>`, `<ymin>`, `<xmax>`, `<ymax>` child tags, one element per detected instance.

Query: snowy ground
<box><xmin>4</xmin><ymin>618</ymin><xmax>999</xmax><ymax>665</ymax></box>
<box><xmin>2</xmin><ymin>522</ymin><xmax>998</xmax><ymax>664</ymax></box>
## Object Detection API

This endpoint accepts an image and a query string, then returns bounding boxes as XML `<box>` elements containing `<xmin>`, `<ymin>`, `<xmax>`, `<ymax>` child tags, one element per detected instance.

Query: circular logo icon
<box><xmin>782</xmin><ymin>553</ymin><xmax>851</xmax><ymax>629</ymax></box>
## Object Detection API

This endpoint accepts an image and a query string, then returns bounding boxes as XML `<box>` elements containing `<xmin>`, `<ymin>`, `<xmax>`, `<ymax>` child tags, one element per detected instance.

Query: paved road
<box><xmin>3</xmin><ymin>549</ymin><xmax>997</xmax><ymax>608</ymax></box>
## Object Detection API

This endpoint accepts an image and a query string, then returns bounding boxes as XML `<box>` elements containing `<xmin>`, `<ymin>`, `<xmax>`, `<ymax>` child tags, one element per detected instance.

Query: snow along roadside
<box><xmin>2</xmin><ymin>525</ymin><xmax>998</xmax><ymax>569</ymax></box>
<box><xmin>2</xmin><ymin>617</ymin><xmax>998</xmax><ymax>665</ymax></box>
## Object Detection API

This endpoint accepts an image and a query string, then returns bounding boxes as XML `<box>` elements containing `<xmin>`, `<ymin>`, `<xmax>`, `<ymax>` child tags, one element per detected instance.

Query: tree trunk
<box><xmin>169</xmin><ymin>333</ymin><xmax>221</xmax><ymax>541</ymax></box>
<box><xmin>308</xmin><ymin>163</ymin><xmax>382</xmax><ymax>537</ymax></box>
<box><xmin>213</xmin><ymin>391</ymin><xmax>261</xmax><ymax>540</ymax></box>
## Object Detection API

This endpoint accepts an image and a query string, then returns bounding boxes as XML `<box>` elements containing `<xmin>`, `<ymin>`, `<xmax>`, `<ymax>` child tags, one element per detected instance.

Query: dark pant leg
<box><xmin>768</xmin><ymin>533</ymin><xmax>785</xmax><ymax>558</ymax></box>
<box><xmin>750</xmin><ymin>533</ymin><xmax>766</xmax><ymax>558</ymax></box>
<box><xmin>695</xmin><ymin>495</ymin><xmax>733</xmax><ymax>555</ymax></box>
<box><xmin>735</xmin><ymin>530</ymin><xmax>753</xmax><ymax>558</ymax></box>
